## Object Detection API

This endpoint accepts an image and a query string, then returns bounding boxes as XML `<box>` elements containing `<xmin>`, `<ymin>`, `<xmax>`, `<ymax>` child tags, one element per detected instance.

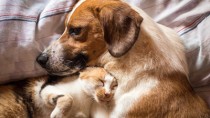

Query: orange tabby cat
<box><xmin>0</xmin><ymin>67</ymin><xmax>117</xmax><ymax>118</ymax></box>
<box><xmin>80</xmin><ymin>67</ymin><xmax>118</xmax><ymax>103</ymax></box>
<box><xmin>80</xmin><ymin>67</ymin><xmax>118</xmax><ymax>118</ymax></box>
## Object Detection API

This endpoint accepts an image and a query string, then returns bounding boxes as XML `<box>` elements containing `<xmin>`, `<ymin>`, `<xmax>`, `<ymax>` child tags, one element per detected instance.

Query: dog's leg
<box><xmin>40</xmin><ymin>85</ymin><xmax>73</xmax><ymax>118</ymax></box>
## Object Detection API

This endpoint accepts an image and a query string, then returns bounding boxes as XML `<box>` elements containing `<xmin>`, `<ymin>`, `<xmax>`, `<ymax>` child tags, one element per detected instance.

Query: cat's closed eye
<box><xmin>95</xmin><ymin>79</ymin><xmax>104</xmax><ymax>88</ymax></box>
<box><xmin>99</xmin><ymin>79</ymin><xmax>104</xmax><ymax>87</ymax></box>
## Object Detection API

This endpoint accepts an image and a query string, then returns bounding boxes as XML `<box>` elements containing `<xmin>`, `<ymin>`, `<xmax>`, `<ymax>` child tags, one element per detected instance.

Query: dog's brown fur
<box><xmin>41</xmin><ymin>0</ymin><xmax>210</xmax><ymax>117</ymax></box>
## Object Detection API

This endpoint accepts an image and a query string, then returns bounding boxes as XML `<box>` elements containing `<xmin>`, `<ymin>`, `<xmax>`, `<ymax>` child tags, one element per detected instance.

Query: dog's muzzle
<box><xmin>36</xmin><ymin>52</ymin><xmax>88</xmax><ymax>75</ymax></box>
<box><xmin>64</xmin><ymin>53</ymin><xmax>88</xmax><ymax>69</ymax></box>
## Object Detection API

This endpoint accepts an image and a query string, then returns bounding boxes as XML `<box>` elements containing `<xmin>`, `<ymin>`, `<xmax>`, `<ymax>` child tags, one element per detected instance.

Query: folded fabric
<box><xmin>0</xmin><ymin>0</ymin><xmax>75</xmax><ymax>83</ymax></box>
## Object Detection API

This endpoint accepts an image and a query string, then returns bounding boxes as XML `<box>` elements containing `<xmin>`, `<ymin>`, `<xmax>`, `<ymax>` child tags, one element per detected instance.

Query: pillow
<box><xmin>0</xmin><ymin>0</ymin><xmax>75</xmax><ymax>83</ymax></box>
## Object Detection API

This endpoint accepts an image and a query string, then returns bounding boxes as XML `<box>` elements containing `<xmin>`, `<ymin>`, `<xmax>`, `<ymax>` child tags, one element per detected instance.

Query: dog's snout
<box><xmin>36</xmin><ymin>53</ymin><xmax>49</xmax><ymax>67</ymax></box>
<box><xmin>64</xmin><ymin>53</ymin><xmax>88</xmax><ymax>69</ymax></box>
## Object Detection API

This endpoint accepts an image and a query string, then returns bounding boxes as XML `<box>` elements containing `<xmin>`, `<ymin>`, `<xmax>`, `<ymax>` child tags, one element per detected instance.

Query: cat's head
<box><xmin>79</xmin><ymin>67</ymin><xmax>118</xmax><ymax>103</ymax></box>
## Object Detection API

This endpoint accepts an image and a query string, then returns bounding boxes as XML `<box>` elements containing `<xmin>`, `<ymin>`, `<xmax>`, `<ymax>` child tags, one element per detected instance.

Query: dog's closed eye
<box><xmin>68</xmin><ymin>26</ymin><xmax>88</xmax><ymax>42</ymax></box>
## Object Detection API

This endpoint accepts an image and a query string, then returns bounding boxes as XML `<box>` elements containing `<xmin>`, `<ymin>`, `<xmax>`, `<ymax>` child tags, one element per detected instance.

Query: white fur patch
<box><xmin>110</xmin><ymin>79</ymin><xmax>159</xmax><ymax>118</ymax></box>
<box><xmin>104</xmin><ymin>74</ymin><xmax>115</xmax><ymax>94</ymax></box>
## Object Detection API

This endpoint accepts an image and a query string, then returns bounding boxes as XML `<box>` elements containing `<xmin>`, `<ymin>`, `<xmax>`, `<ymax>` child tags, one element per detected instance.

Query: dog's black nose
<box><xmin>36</xmin><ymin>53</ymin><xmax>49</xmax><ymax>67</ymax></box>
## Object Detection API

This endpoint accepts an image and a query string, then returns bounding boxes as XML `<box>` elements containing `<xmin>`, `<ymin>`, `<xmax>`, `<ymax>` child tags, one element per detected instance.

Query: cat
<box><xmin>79</xmin><ymin>67</ymin><xmax>118</xmax><ymax>118</ymax></box>
<box><xmin>0</xmin><ymin>67</ymin><xmax>117</xmax><ymax>118</ymax></box>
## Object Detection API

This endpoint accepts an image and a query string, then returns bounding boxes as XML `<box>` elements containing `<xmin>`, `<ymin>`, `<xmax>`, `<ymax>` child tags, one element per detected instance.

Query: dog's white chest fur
<box><xmin>110</xmin><ymin>71</ymin><xmax>159</xmax><ymax>117</ymax></box>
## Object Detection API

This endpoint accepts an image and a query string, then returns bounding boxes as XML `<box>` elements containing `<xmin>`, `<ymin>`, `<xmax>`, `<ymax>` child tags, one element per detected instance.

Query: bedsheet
<box><xmin>0</xmin><ymin>0</ymin><xmax>210</xmax><ymax>106</ymax></box>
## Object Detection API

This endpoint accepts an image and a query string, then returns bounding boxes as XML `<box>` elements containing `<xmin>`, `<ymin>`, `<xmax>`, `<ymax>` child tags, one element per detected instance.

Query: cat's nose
<box><xmin>105</xmin><ymin>93</ymin><xmax>111</xmax><ymax>98</ymax></box>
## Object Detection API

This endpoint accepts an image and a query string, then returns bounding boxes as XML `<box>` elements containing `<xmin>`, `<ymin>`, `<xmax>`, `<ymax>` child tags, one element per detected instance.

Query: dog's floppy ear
<box><xmin>98</xmin><ymin>2</ymin><xmax>143</xmax><ymax>57</ymax></box>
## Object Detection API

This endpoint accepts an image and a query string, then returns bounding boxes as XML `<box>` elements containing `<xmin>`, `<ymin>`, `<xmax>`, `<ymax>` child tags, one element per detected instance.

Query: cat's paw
<box><xmin>50</xmin><ymin>107</ymin><xmax>63</xmax><ymax>118</ymax></box>
<box><xmin>50</xmin><ymin>95</ymin><xmax>73</xmax><ymax>118</ymax></box>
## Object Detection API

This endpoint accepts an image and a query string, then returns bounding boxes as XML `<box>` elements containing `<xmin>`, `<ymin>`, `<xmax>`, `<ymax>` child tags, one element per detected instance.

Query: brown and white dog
<box><xmin>37</xmin><ymin>0</ymin><xmax>210</xmax><ymax>117</ymax></box>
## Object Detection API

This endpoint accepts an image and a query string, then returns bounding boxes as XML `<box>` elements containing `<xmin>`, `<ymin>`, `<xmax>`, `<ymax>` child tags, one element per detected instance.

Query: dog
<box><xmin>37</xmin><ymin>0</ymin><xmax>210</xmax><ymax>117</ymax></box>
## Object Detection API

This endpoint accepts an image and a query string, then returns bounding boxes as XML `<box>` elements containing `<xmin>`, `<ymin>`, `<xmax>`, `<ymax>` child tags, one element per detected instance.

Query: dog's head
<box><xmin>37</xmin><ymin>0</ymin><xmax>143</xmax><ymax>76</ymax></box>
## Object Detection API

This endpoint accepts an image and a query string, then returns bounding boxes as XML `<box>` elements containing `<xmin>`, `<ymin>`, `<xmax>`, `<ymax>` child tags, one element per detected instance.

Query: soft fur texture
<box><xmin>0</xmin><ymin>67</ymin><xmax>117</xmax><ymax>118</ymax></box>
<box><xmin>37</xmin><ymin>0</ymin><xmax>210</xmax><ymax>117</ymax></box>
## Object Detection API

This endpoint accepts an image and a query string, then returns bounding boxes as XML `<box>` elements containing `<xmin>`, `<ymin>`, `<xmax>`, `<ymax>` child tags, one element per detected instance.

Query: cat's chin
<box><xmin>99</xmin><ymin>99</ymin><xmax>111</xmax><ymax>103</ymax></box>
<box><xmin>95</xmin><ymin>97</ymin><xmax>113</xmax><ymax>103</ymax></box>
<box><xmin>94</xmin><ymin>96</ymin><xmax>104</xmax><ymax>103</ymax></box>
